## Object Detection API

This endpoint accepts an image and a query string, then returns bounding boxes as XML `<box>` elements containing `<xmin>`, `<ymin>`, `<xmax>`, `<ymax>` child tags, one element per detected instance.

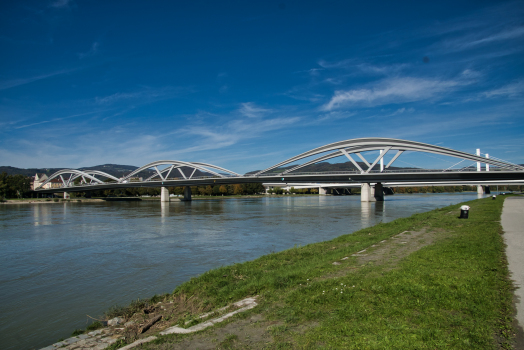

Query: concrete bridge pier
<box><xmin>361</xmin><ymin>183</ymin><xmax>384</xmax><ymax>202</ymax></box>
<box><xmin>477</xmin><ymin>185</ymin><xmax>484</xmax><ymax>195</ymax></box>
<box><xmin>160</xmin><ymin>187</ymin><xmax>170</xmax><ymax>202</ymax></box>
<box><xmin>374</xmin><ymin>182</ymin><xmax>384</xmax><ymax>201</ymax></box>
<box><xmin>181</xmin><ymin>186</ymin><xmax>192</xmax><ymax>201</ymax></box>
<box><xmin>319</xmin><ymin>187</ymin><xmax>331</xmax><ymax>195</ymax></box>
<box><xmin>361</xmin><ymin>183</ymin><xmax>373</xmax><ymax>202</ymax></box>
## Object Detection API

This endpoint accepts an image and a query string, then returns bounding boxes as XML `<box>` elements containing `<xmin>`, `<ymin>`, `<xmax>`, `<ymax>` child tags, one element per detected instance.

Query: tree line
<box><xmin>0</xmin><ymin>172</ymin><xmax>32</xmax><ymax>199</ymax></box>
<box><xmin>80</xmin><ymin>183</ymin><xmax>266</xmax><ymax>198</ymax></box>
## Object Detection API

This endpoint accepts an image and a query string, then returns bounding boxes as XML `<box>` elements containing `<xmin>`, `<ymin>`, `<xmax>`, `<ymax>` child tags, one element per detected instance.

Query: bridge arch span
<box><xmin>255</xmin><ymin>137</ymin><xmax>524</xmax><ymax>175</ymax></box>
<box><xmin>35</xmin><ymin>169</ymin><xmax>119</xmax><ymax>190</ymax></box>
<box><xmin>120</xmin><ymin>160</ymin><xmax>240</xmax><ymax>183</ymax></box>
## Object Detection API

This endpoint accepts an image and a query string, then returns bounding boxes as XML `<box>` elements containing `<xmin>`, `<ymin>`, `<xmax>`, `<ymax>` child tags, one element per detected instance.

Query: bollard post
<box><xmin>459</xmin><ymin>205</ymin><xmax>470</xmax><ymax>219</ymax></box>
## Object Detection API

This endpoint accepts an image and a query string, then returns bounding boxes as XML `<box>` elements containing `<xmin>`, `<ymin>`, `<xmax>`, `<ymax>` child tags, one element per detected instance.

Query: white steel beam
<box><xmin>154</xmin><ymin>166</ymin><xmax>165</xmax><ymax>181</ymax></box>
<box><xmin>340</xmin><ymin>149</ymin><xmax>363</xmax><ymax>173</ymax></box>
<box><xmin>356</xmin><ymin>152</ymin><xmax>371</xmax><ymax>167</ymax></box>
<box><xmin>385</xmin><ymin>150</ymin><xmax>403</xmax><ymax>169</ymax></box>
<box><xmin>366</xmin><ymin>147</ymin><xmax>391</xmax><ymax>173</ymax></box>
<box><xmin>178</xmin><ymin>168</ymin><xmax>187</xmax><ymax>179</ymax></box>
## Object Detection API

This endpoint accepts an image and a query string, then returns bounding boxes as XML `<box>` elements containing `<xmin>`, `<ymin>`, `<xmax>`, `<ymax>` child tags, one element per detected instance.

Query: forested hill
<box><xmin>0</xmin><ymin>164</ymin><xmax>143</xmax><ymax>178</ymax></box>
<box><xmin>246</xmin><ymin>161</ymin><xmax>420</xmax><ymax>174</ymax></box>
<box><xmin>0</xmin><ymin>164</ymin><xmax>219</xmax><ymax>179</ymax></box>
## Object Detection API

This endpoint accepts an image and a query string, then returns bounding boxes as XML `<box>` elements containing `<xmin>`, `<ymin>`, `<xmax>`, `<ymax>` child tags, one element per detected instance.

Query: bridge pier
<box><xmin>361</xmin><ymin>183</ymin><xmax>384</xmax><ymax>202</ymax></box>
<box><xmin>477</xmin><ymin>185</ymin><xmax>484</xmax><ymax>195</ymax></box>
<box><xmin>319</xmin><ymin>187</ymin><xmax>331</xmax><ymax>195</ymax></box>
<box><xmin>374</xmin><ymin>182</ymin><xmax>384</xmax><ymax>201</ymax></box>
<box><xmin>181</xmin><ymin>186</ymin><xmax>192</xmax><ymax>201</ymax></box>
<box><xmin>361</xmin><ymin>183</ymin><xmax>373</xmax><ymax>202</ymax></box>
<box><xmin>160</xmin><ymin>187</ymin><xmax>170</xmax><ymax>202</ymax></box>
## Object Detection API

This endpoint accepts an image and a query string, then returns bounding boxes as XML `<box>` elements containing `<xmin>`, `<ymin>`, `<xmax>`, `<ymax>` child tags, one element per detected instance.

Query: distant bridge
<box><xmin>35</xmin><ymin>138</ymin><xmax>524</xmax><ymax>202</ymax></box>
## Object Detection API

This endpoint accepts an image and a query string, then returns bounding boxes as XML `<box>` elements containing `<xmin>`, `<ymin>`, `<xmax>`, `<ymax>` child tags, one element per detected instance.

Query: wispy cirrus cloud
<box><xmin>440</xmin><ymin>26</ymin><xmax>524</xmax><ymax>53</ymax></box>
<box><xmin>178</xmin><ymin>104</ymin><xmax>300</xmax><ymax>154</ymax></box>
<box><xmin>322</xmin><ymin>76</ymin><xmax>468</xmax><ymax>111</ymax></box>
<box><xmin>78</xmin><ymin>42</ymin><xmax>99</xmax><ymax>59</ymax></box>
<box><xmin>13</xmin><ymin>109</ymin><xmax>111</xmax><ymax>130</ymax></box>
<box><xmin>0</xmin><ymin>68</ymin><xmax>78</xmax><ymax>90</ymax></box>
<box><xmin>483</xmin><ymin>80</ymin><xmax>524</xmax><ymax>99</ymax></box>
<box><xmin>95</xmin><ymin>86</ymin><xmax>191</xmax><ymax>104</ymax></box>
<box><xmin>239</xmin><ymin>102</ymin><xmax>272</xmax><ymax>118</ymax></box>
<box><xmin>318</xmin><ymin>60</ymin><xmax>408</xmax><ymax>77</ymax></box>
<box><xmin>49</xmin><ymin>0</ymin><xmax>73</xmax><ymax>9</ymax></box>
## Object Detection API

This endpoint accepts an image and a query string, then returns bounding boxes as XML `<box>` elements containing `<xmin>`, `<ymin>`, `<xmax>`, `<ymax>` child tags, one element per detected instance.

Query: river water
<box><xmin>0</xmin><ymin>193</ymin><xmax>484</xmax><ymax>349</ymax></box>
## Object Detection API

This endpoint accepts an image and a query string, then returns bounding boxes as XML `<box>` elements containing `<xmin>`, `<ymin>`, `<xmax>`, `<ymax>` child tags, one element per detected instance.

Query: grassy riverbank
<box><xmin>90</xmin><ymin>196</ymin><xmax>515</xmax><ymax>349</ymax></box>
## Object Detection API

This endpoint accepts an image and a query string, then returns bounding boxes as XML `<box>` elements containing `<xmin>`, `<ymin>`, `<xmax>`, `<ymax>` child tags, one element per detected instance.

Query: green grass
<box><xmin>113</xmin><ymin>197</ymin><xmax>516</xmax><ymax>349</ymax></box>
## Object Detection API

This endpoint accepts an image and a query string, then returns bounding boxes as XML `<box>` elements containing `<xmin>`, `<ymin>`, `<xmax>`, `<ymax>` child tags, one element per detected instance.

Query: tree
<box><xmin>0</xmin><ymin>173</ymin><xmax>31</xmax><ymax>199</ymax></box>
<box><xmin>0</xmin><ymin>172</ymin><xmax>7</xmax><ymax>200</ymax></box>
<box><xmin>232</xmin><ymin>184</ymin><xmax>243</xmax><ymax>195</ymax></box>
<box><xmin>219</xmin><ymin>185</ymin><xmax>228</xmax><ymax>195</ymax></box>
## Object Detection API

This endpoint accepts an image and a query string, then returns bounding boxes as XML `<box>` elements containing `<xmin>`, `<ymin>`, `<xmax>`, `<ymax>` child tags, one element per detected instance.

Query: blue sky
<box><xmin>1</xmin><ymin>0</ymin><xmax>523</xmax><ymax>173</ymax></box>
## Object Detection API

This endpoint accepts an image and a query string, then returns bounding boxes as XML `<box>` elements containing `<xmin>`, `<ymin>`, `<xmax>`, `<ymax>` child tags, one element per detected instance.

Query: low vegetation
<box><xmin>88</xmin><ymin>196</ymin><xmax>515</xmax><ymax>349</ymax></box>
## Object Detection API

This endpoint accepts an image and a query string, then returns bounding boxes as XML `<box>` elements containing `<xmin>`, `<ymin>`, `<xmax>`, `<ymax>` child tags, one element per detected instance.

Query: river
<box><xmin>0</xmin><ymin>193</ymin><xmax>485</xmax><ymax>349</ymax></box>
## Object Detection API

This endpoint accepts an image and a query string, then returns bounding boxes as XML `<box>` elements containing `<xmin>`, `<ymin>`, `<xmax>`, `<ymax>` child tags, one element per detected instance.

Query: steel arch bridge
<box><xmin>34</xmin><ymin>137</ymin><xmax>524</xmax><ymax>193</ymax></box>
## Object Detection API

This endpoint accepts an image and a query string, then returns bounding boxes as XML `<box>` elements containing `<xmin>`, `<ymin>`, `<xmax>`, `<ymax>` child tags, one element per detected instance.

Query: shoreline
<box><xmin>2</xmin><ymin>191</ymin><xmax>487</xmax><ymax>205</ymax></box>
<box><xmin>38</xmin><ymin>195</ymin><xmax>518</xmax><ymax>349</ymax></box>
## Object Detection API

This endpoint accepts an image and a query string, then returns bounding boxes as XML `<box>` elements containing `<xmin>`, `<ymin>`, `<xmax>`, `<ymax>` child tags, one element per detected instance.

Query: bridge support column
<box><xmin>160</xmin><ymin>187</ymin><xmax>170</xmax><ymax>202</ymax></box>
<box><xmin>181</xmin><ymin>186</ymin><xmax>192</xmax><ymax>201</ymax></box>
<box><xmin>319</xmin><ymin>187</ymin><xmax>329</xmax><ymax>195</ymax></box>
<box><xmin>64</xmin><ymin>192</ymin><xmax>70</xmax><ymax>199</ymax></box>
<box><xmin>374</xmin><ymin>182</ymin><xmax>384</xmax><ymax>201</ymax></box>
<box><xmin>477</xmin><ymin>185</ymin><xmax>484</xmax><ymax>195</ymax></box>
<box><xmin>361</xmin><ymin>183</ymin><xmax>373</xmax><ymax>202</ymax></box>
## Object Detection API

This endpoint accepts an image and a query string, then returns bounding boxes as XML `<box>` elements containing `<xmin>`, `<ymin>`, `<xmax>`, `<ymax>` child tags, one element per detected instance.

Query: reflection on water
<box><xmin>0</xmin><ymin>193</ymin><xmax>484</xmax><ymax>350</ymax></box>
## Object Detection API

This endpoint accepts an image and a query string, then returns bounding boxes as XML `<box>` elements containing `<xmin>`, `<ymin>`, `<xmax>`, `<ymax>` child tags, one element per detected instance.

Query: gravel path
<box><xmin>501</xmin><ymin>195</ymin><xmax>524</xmax><ymax>348</ymax></box>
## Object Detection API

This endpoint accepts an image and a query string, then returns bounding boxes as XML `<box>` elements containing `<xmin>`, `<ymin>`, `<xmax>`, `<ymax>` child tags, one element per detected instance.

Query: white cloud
<box><xmin>184</xmin><ymin>115</ymin><xmax>300</xmax><ymax>149</ymax></box>
<box><xmin>0</xmin><ymin>68</ymin><xmax>78</xmax><ymax>90</ymax></box>
<box><xmin>238</xmin><ymin>102</ymin><xmax>272</xmax><ymax>118</ymax></box>
<box><xmin>439</xmin><ymin>26</ymin><xmax>524</xmax><ymax>53</ymax></box>
<box><xmin>322</xmin><ymin>77</ymin><xmax>465</xmax><ymax>111</ymax></box>
<box><xmin>95</xmin><ymin>86</ymin><xmax>189</xmax><ymax>105</ymax></box>
<box><xmin>78</xmin><ymin>42</ymin><xmax>99</xmax><ymax>59</ymax></box>
<box><xmin>318</xmin><ymin>59</ymin><xmax>353</xmax><ymax>69</ymax></box>
<box><xmin>49</xmin><ymin>0</ymin><xmax>72</xmax><ymax>9</ymax></box>
<box><xmin>483</xmin><ymin>80</ymin><xmax>524</xmax><ymax>98</ymax></box>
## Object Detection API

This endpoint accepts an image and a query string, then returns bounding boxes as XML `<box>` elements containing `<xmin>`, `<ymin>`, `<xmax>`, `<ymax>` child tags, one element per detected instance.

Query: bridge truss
<box><xmin>34</xmin><ymin>138</ymin><xmax>524</xmax><ymax>193</ymax></box>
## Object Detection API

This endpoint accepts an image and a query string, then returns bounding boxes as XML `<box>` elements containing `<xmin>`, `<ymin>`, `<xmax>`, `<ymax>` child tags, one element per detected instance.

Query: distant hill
<box><xmin>0</xmin><ymin>163</ymin><xmax>215</xmax><ymax>179</ymax></box>
<box><xmin>246</xmin><ymin>161</ymin><xmax>420</xmax><ymax>174</ymax></box>
<box><xmin>0</xmin><ymin>166</ymin><xmax>65</xmax><ymax>177</ymax></box>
